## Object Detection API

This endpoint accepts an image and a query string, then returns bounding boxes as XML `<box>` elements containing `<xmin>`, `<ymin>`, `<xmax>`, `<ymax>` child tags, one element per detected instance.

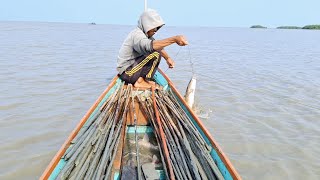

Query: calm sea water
<box><xmin>0</xmin><ymin>21</ymin><xmax>319</xmax><ymax>179</ymax></box>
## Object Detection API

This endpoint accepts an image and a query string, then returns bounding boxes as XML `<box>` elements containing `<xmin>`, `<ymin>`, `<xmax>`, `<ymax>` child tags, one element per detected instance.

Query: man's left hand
<box><xmin>166</xmin><ymin>57</ymin><xmax>175</xmax><ymax>68</ymax></box>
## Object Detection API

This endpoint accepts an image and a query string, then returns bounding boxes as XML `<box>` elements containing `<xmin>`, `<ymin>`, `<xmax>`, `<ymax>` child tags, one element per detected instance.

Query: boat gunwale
<box><xmin>40</xmin><ymin>75</ymin><xmax>119</xmax><ymax>180</ymax></box>
<box><xmin>158</xmin><ymin>69</ymin><xmax>242</xmax><ymax>180</ymax></box>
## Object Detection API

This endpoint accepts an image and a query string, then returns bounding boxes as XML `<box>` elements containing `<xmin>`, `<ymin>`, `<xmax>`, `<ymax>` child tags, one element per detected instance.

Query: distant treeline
<box><xmin>250</xmin><ymin>25</ymin><xmax>267</xmax><ymax>29</ymax></box>
<box><xmin>277</xmin><ymin>26</ymin><xmax>301</xmax><ymax>29</ymax></box>
<box><xmin>301</xmin><ymin>25</ymin><xmax>320</xmax><ymax>29</ymax></box>
<box><xmin>250</xmin><ymin>24</ymin><xmax>320</xmax><ymax>30</ymax></box>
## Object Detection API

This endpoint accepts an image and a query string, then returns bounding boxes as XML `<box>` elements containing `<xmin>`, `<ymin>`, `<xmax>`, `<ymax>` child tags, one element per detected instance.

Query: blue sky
<box><xmin>0</xmin><ymin>0</ymin><xmax>319</xmax><ymax>27</ymax></box>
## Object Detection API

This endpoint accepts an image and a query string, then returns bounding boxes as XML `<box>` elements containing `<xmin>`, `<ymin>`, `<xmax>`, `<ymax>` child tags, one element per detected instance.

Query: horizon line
<box><xmin>0</xmin><ymin>20</ymin><xmax>318</xmax><ymax>29</ymax></box>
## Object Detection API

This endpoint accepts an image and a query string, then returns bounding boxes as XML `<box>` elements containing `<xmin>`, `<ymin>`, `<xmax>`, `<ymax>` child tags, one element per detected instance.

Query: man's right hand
<box><xmin>175</xmin><ymin>35</ymin><xmax>188</xmax><ymax>46</ymax></box>
<box><xmin>153</xmin><ymin>35</ymin><xmax>188</xmax><ymax>50</ymax></box>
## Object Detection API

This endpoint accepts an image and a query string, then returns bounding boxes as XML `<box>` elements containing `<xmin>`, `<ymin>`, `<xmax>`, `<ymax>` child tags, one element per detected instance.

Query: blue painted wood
<box><xmin>114</xmin><ymin>171</ymin><xmax>120</xmax><ymax>180</ymax></box>
<box><xmin>113</xmin><ymin>170</ymin><xmax>165</xmax><ymax>180</ymax></box>
<box><xmin>154</xmin><ymin>71</ymin><xmax>168</xmax><ymax>89</ymax></box>
<box><xmin>157</xmin><ymin>170</ymin><xmax>166</xmax><ymax>180</ymax></box>
<box><xmin>211</xmin><ymin>149</ymin><xmax>233</xmax><ymax>180</ymax></box>
<box><xmin>48</xmin><ymin>159</ymin><xmax>66</xmax><ymax>180</ymax></box>
<box><xmin>126</xmin><ymin>126</ymin><xmax>154</xmax><ymax>134</ymax></box>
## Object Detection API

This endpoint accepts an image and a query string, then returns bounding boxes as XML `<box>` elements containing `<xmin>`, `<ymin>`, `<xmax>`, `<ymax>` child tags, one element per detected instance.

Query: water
<box><xmin>0</xmin><ymin>21</ymin><xmax>319</xmax><ymax>179</ymax></box>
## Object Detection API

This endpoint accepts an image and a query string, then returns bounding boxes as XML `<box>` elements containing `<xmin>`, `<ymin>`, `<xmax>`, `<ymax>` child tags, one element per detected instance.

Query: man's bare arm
<box><xmin>153</xmin><ymin>35</ymin><xmax>188</xmax><ymax>51</ymax></box>
<box><xmin>161</xmin><ymin>49</ymin><xmax>175</xmax><ymax>68</ymax></box>
<box><xmin>160</xmin><ymin>49</ymin><xmax>170</xmax><ymax>60</ymax></box>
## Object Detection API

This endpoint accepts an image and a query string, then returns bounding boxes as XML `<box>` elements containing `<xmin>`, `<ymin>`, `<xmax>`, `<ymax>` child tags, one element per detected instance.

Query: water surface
<box><xmin>0</xmin><ymin>21</ymin><xmax>319</xmax><ymax>179</ymax></box>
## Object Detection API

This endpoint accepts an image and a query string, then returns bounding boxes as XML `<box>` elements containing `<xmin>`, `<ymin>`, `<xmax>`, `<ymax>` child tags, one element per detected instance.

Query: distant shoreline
<box><xmin>250</xmin><ymin>24</ymin><xmax>320</xmax><ymax>30</ymax></box>
<box><xmin>1</xmin><ymin>20</ymin><xmax>319</xmax><ymax>29</ymax></box>
<box><xmin>250</xmin><ymin>25</ymin><xmax>267</xmax><ymax>29</ymax></box>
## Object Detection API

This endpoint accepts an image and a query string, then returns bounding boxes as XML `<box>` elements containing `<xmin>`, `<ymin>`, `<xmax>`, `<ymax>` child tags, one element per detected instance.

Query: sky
<box><xmin>0</xmin><ymin>0</ymin><xmax>319</xmax><ymax>28</ymax></box>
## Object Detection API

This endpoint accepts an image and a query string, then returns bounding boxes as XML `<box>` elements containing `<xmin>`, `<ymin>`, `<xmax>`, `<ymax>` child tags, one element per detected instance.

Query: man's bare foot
<box><xmin>146</xmin><ymin>80</ymin><xmax>156</xmax><ymax>86</ymax></box>
<box><xmin>133</xmin><ymin>77</ymin><xmax>162</xmax><ymax>90</ymax></box>
<box><xmin>146</xmin><ymin>79</ymin><xmax>163</xmax><ymax>90</ymax></box>
<box><xmin>134</xmin><ymin>77</ymin><xmax>152</xmax><ymax>89</ymax></box>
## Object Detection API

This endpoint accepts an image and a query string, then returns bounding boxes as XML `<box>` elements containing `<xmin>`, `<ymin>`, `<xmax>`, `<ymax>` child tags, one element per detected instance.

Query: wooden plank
<box><xmin>111</xmin><ymin>112</ymin><xmax>128</xmax><ymax>178</ymax></box>
<box><xmin>126</xmin><ymin>99</ymin><xmax>149</xmax><ymax>126</ymax></box>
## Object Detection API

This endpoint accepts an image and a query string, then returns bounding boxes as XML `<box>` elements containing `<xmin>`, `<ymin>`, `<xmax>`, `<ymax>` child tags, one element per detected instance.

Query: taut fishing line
<box><xmin>164</xmin><ymin>46</ymin><xmax>182</xmax><ymax>73</ymax></box>
<box><xmin>164</xmin><ymin>45</ymin><xmax>195</xmax><ymax>76</ymax></box>
<box><xmin>187</xmin><ymin>45</ymin><xmax>195</xmax><ymax>76</ymax></box>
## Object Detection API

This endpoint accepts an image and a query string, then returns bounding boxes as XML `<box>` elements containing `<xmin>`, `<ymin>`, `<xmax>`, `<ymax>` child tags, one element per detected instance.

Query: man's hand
<box><xmin>166</xmin><ymin>57</ymin><xmax>175</xmax><ymax>68</ymax></box>
<box><xmin>175</xmin><ymin>35</ymin><xmax>188</xmax><ymax>46</ymax></box>
<box><xmin>153</xmin><ymin>35</ymin><xmax>189</xmax><ymax>50</ymax></box>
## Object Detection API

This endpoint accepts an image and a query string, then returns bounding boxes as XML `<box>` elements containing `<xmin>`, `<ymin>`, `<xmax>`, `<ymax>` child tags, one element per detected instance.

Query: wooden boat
<box><xmin>40</xmin><ymin>69</ymin><xmax>241</xmax><ymax>180</ymax></box>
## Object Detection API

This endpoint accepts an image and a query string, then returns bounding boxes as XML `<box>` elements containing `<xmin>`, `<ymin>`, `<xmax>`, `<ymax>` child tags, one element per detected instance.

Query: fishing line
<box><xmin>174</xmin><ymin>46</ymin><xmax>182</xmax><ymax>59</ymax></box>
<box><xmin>164</xmin><ymin>45</ymin><xmax>196</xmax><ymax>76</ymax></box>
<box><xmin>187</xmin><ymin>45</ymin><xmax>195</xmax><ymax>76</ymax></box>
<box><xmin>164</xmin><ymin>46</ymin><xmax>182</xmax><ymax>73</ymax></box>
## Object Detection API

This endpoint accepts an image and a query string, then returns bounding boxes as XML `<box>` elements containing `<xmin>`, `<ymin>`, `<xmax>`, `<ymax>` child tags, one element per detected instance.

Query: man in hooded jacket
<box><xmin>117</xmin><ymin>9</ymin><xmax>188</xmax><ymax>89</ymax></box>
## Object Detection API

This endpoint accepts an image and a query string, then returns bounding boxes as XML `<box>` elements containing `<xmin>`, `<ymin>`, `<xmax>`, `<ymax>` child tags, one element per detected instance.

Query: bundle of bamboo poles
<box><xmin>137</xmin><ymin>89</ymin><xmax>225</xmax><ymax>180</ymax></box>
<box><xmin>56</xmin><ymin>83</ymin><xmax>224</xmax><ymax>180</ymax></box>
<box><xmin>58</xmin><ymin>82</ymin><xmax>131</xmax><ymax>180</ymax></box>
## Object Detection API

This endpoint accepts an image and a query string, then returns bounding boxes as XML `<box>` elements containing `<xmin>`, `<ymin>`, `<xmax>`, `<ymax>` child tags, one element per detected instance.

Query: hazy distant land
<box><xmin>250</xmin><ymin>24</ymin><xmax>320</xmax><ymax>30</ymax></box>
<box><xmin>277</xmin><ymin>26</ymin><xmax>301</xmax><ymax>29</ymax></box>
<box><xmin>250</xmin><ymin>25</ymin><xmax>267</xmax><ymax>29</ymax></box>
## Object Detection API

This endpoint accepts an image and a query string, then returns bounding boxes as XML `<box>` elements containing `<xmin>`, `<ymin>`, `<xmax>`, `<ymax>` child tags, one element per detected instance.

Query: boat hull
<box><xmin>40</xmin><ymin>70</ymin><xmax>241</xmax><ymax>180</ymax></box>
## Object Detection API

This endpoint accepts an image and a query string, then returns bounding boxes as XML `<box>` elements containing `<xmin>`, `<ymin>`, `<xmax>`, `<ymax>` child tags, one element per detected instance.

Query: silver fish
<box><xmin>185</xmin><ymin>76</ymin><xmax>196</xmax><ymax>108</ymax></box>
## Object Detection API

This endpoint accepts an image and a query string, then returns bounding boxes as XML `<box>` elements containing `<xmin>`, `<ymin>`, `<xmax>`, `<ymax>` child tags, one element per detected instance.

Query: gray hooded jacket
<box><xmin>117</xmin><ymin>9</ymin><xmax>165</xmax><ymax>74</ymax></box>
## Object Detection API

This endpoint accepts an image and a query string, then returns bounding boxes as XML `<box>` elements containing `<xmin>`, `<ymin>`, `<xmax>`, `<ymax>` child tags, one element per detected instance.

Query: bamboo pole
<box><xmin>151</xmin><ymin>87</ymin><xmax>175</xmax><ymax>180</ymax></box>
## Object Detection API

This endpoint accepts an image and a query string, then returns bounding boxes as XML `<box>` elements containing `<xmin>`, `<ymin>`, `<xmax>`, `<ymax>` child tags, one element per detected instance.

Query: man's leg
<box><xmin>120</xmin><ymin>52</ymin><xmax>161</xmax><ymax>88</ymax></box>
<box><xmin>142</xmin><ymin>52</ymin><xmax>161</xmax><ymax>81</ymax></box>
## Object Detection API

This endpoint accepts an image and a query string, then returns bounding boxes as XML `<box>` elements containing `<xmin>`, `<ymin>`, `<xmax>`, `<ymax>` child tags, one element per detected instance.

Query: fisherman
<box><xmin>117</xmin><ymin>9</ymin><xmax>188</xmax><ymax>89</ymax></box>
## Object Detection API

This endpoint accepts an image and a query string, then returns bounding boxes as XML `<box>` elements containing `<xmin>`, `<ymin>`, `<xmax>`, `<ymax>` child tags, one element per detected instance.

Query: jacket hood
<box><xmin>137</xmin><ymin>9</ymin><xmax>165</xmax><ymax>34</ymax></box>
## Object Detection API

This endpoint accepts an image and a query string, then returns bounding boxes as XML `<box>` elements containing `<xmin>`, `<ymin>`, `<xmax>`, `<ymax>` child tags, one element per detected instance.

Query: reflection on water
<box><xmin>0</xmin><ymin>21</ymin><xmax>319</xmax><ymax>180</ymax></box>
